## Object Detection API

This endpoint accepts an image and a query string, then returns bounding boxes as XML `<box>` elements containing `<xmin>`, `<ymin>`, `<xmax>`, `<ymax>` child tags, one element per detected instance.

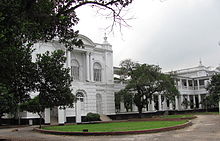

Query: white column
<box><xmin>90</xmin><ymin>53</ymin><xmax>94</xmax><ymax>81</ymax></box>
<box><xmin>44</xmin><ymin>108</ymin><xmax>50</xmax><ymax>124</ymax></box>
<box><xmin>193</xmin><ymin>95</ymin><xmax>196</xmax><ymax>109</ymax></box>
<box><xmin>76</xmin><ymin>100</ymin><xmax>82</xmax><ymax>123</ymax></box>
<box><xmin>198</xmin><ymin>94</ymin><xmax>202</xmax><ymax>109</ymax></box>
<box><xmin>163</xmin><ymin>97</ymin><xmax>167</xmax><ymax>110</ymax></box>
<box><xmin>175</xmin><ymin>96</ymin><xmax>179</xmax><ymax>110</ymax></box>
<box><xmin>197</xmin><ymin>79</ymin><xmax>200</xmax><ymax>90</ymax></box>
<box><xmin>186</xmin><ymin>79</ymin><xmax>189</xmax><ymax>90</ymax></box>
<box><xmin>132</xmin><ymin>103</ymin><xmax>137</xmax><ymax>112</ymax></box>
<box><xmin>86</xmin><ymin>52</ymin><xmax>90</xmax><ymax>81</ymax></box>
<box><xmin>187</xmin><ymin>95</ymin><xmax>190</xmax><ymax>109</ymax></box>
<box><xmin>120</xmin><ymin>101</ymin><xmax>126</xmax><ymax>112</ymax></box>
<box><xmin>180</xmin><ymin>79</ymin><xmax>183</xmax><ymax>89</ymax></box>
<box><xmin>58</xmin><ymin>107</ymin><xmax>65</xmax><ymax>125</ymax></box>
<box><xmin>180</xmin><ymin>95</ymin><xmax>184</xmax><ymax>110</ymax></box>
<box><xmin>151</xmin><ymin>98</ymin><xmax>155</xmax><ymax>111</ymax></box>
<box><xmin>158</xmin><ymin>95</ymin><xmax>162</xmax><ymax>111</ymax></box>
<box><xmin>169</xmin><ymin>101</ymin><xmax>173</xmax><ymax>110</ymax></box>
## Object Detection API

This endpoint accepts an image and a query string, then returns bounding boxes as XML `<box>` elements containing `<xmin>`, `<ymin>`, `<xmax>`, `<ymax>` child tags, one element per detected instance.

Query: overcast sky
<box><xmin>75</xmin><ymin>0</ymin><xmax>220</xmax><ymax>72</ymax></box>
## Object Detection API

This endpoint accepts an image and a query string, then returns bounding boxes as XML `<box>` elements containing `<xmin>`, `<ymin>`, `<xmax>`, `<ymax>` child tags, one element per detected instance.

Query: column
<box><xmin>132</xmin><ymin>103</ymin><xmax>138</xmax><ymax>112</ymax></box>
<box><xmin>163</xmin><ymin>97</ymin><xmax>167</xmax><ymax>110</ymax></box>
<box><xmin>151</xmin><ymin>98</ymin><xmax>155</xmax><ymax>111</ymax></box>
<box><xmin>67</xmin><ymin>51</ymin><xmax>71</xmax><ymax>75</ymax></box>
<box><xmin>179</xmin><ymin>79</ymin><xmax>183</xmax><ymax>89</ymax></box>
<box><xmin>198</xmin><ymin>94</ymin><xmax>202</xmax><ymax>109</ymax></box>
<box><xmin>44</xmin><ymin>108</ymin><xmax>50</xmax><ymax>125</ymax></box>
<box><xmin>180</xmin><ymin>95</ymin><xmax>184</xmax><ymax>110</ymax></box>
<box><xmin>175</xmin><ymin>96</ymin><xmax>179</xmax><ymax>110</ymax></box>
<box><xmin>197</xmin><ymin>79</ymin><xmax>200</xmax><ymax>90</ymax></box>
<box><xmin>120</xmin><ymin>101</ymin><xmax>126</xmax><ymax>112</ymax></box>
<box><xmin>86</xmin><ymin>52</ymin><xmax>90</xmax><ymax>81</ymax></box>
<box><xmin>58</xmin><ymin>107</ymin><xmax>65</xmax><ymax>125</ymax></box>
<box><xmin>169</xmin><ymin>101</ymin><xmax>173</xmax><ymax>110</ymax></box>
<box><xmin>158</xmin><ymin>95</ymin><xmax>162</xmax><ymax>111</ymax></box>
<box><xmin>193</xmin><ymin>95</ymin><xmax>196</xmax><ymax>109</ymax></box>
<box><xmin>89</xmin><ymin>53</ymin><xmax>93</xmax><ymax>81</ymax></box>
<box><xmin>187</xmin><ymin>95</ymin><xmax>190</xmax><ymax>109</ymax></box>
<box><xmin>76</xmin><ymin>100</ymin><xmax>82</xmax><ymax>123</ymax></box>
<box><xmin>186</xmin><ymin>79</ymin><xmax>189</xmax><ymax>90</ymax></box>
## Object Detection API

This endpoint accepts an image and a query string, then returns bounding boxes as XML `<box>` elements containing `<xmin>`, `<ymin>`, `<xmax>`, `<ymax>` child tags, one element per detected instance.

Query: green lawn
<box><xmin>160</xmin><ymin>114</ymin><xmax>194</xmax><ymax>119</ymax></box>
<box><xmin>43</xmin><ymin>120</ymin><xmax>187</xmax><ymax>132</ymax></box>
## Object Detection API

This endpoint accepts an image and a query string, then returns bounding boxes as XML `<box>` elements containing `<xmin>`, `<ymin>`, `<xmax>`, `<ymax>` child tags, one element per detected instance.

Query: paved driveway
<box><xmin>0</xmin><ymin>115</ymin><xmax>220</xmax><ymax>141</ymax></box>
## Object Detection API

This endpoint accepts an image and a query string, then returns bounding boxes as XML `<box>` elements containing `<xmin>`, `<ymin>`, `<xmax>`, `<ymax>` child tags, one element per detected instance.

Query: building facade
<box><xmin>116</xmin><ymin>62</ymin><xmax>220</xmax><ymax>113</ymax></box>
<box><xmin>21</xmin><ymin>35</ymin><xmax>115</xmax><ymax>124</ymax></box>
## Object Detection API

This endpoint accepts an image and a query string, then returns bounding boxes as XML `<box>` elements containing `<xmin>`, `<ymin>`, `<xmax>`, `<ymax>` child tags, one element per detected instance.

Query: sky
<box><xmin>75</xmin><ymin>0</ymin><xmax>220</xmax><ymax>72</ymax></box>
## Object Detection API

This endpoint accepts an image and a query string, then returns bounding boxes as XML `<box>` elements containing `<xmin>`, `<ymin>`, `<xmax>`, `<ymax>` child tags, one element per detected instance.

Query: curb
<box><xmin>34</xmin><ymin>121</ymin><xmax>192</xmax><ymax>136</ymax></box>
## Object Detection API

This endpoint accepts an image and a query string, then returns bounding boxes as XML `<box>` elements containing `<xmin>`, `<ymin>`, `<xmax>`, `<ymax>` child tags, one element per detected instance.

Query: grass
<box><xmin>43</xmin><ymin>120</ymin><xmax>187</xmax><ymax>132</ymax></box>
<box><xmin>160</xmin><ymin>114</ymin><xmax>194</xmax><ymax>119</ymax></box>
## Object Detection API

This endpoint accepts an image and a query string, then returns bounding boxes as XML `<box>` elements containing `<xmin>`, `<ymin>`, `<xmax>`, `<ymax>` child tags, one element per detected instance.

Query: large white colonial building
<box><xmin>21</xmin><ymin>35</ymin><xmax>115</xmax><ymax>124</ymax></box>
<box><xmin>19</xmin><ymin>34</ymin><xmax>219</xmax><ymax>125</ymax></box>
<box><xmin>116</xmin><ymin>62</ymin><xmax>220</xmax><ymax>113</ymax></box>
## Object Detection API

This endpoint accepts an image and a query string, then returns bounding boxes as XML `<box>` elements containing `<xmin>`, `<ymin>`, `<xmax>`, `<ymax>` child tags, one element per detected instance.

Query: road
<box><xmin>0</xmin><ymin>115</ymin><xmax>220</xmax><ymax>141</ymax></box>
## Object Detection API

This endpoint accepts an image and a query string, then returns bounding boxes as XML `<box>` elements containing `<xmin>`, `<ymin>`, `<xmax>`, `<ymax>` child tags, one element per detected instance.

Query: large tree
<box><xmin>202</xmin><ymin>74</ymin><xmax>220</xmax><ymax>109</ymax></box>
<box><xmin>0</xmin><ymin>0</ymin><xmax>133</xmax><ymax>118</ymax></box>
<box><xmin>119</xmin><ymin>60</ymin><xmax>179</xmax><ymax>117</ymax></box>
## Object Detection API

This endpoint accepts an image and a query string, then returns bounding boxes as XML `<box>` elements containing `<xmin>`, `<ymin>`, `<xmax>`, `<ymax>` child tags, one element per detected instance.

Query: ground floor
<box><xmin>118</xmin><ymin>93</ymin><xmax>208</xmax><ymax>113</ymax></box>
<box><xmin>1</xmin><ymin>115</ymin><xmax>220</xmax><ymax>141</ymax></box>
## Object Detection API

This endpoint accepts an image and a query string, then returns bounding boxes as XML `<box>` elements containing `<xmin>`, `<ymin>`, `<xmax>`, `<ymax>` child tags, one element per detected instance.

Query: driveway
<box><xmin>0</xmin><ymin>115</ymin><xmax>220</xmax><ymax>141</ymax></box>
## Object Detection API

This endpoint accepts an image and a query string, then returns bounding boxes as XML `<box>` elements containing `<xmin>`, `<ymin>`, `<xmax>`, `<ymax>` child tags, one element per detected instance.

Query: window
<box><xmin>93</xmin><ymin>62</ymin><xmax>102</xmax><ymax>82</ymax></box>
<box><xmin>71</xmin><ymin>59</ymin><xmax>79</xmax><ymax>80</ymax></box>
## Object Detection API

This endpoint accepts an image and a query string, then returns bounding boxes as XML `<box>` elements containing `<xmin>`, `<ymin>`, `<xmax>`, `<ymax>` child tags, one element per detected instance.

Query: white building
<box><xmin>116</xmin><ymin>62</ymin><xmax>220</xmax><ymax>113</ymax></box>
<box><xmin>21</xmin><ymin>34</ymin><xmax>115</xmax><ymax>125</ymax></box>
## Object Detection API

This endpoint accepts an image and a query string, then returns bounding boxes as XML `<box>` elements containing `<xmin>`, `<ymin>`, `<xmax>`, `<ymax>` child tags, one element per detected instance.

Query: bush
<box><xmin>85</xmin><ymin>113</ymin><xmax>100</xmax><ymax>122</ymax></box>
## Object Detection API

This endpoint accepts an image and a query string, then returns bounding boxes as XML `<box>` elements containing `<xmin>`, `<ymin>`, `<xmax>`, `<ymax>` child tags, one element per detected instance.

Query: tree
<box><xmin>20</xmin><ymin>96</ymin><xmax>45</xmax><ymax>128</ymax></box>
<box><xmin>120</xmin><ymin>60</ymin><xmax>179</xmax><ymax>117</ymax></box>
<box><xmin>0</xmin><ymin>0</ymin><xmax>133</xmax><ymax>119</ymax></box>
<box><xmin>36</xmin><ymin>50</ymin><xmax>75</xmax><ymax>109</ymax></box>
<box><xmin>201</xmin><ymin>74</ymin><xmax>220</xmax><ymax>109</ymax></box>
<box><xmin>116</xmin><ymin>89</ymin><xmax>133</xmax><ymax>112</ymax></box>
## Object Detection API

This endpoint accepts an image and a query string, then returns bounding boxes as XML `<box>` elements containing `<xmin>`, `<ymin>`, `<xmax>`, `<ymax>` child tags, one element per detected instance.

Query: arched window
<box><xmin>93</xmin><ymin>62</ymin><xmax>102</xmax><ymax>82</ymax></box>
<box><xmin>76</xmin><ymin>92</ymin><xmax>84</xmax><ymax>102</ymax></box>
<box><xmin>71</xmin><ymin>59</ymin><xmax>79</xmax><ymax>80</ymax></box>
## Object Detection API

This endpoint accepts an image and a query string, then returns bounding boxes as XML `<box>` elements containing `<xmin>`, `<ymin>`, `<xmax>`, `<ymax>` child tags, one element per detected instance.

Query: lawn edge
<box><xmin>34</xmin><ymin>121</ymin><xmax>192</xmax><ymax>136</ymax></box>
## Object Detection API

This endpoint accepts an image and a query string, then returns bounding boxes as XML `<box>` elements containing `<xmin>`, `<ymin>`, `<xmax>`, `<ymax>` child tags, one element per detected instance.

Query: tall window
<box><xmin>93</xmin><ymin>62</ymin><xmax>102</xmax><ymax>82</ymax></box>
<box><xmin>71</xmin><ymin>59</ymin><xmax>79</xmax><ymax>80</ymax></box>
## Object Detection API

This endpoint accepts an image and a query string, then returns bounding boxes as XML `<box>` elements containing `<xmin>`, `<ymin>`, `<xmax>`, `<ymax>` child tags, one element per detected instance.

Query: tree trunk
<box><xmin>138</xmin><ymin>107</ymin><xmax>143</xmax><ymax>118</ymax></box>
<box><xmin>38</xmin><ymin>113</ymin><xmax>42</xmax><ymax>128</ymax></box>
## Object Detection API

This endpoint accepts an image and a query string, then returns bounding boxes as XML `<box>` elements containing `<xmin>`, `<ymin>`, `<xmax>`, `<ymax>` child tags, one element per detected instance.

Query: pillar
<box><xmin>158</xmin><ymin>95</ymin><xmax>162</xmax><ymax>111</ymax></box>
<box><xmin>180</xmin><ymin>95</ymin><xmax>184</xmax><ymax>110</ymax></box>
<box><xmin>120</xmin><ymin>101</ymin><xmax>126</xmax><ymax>113</ymax></box>
<box><xmin>198</xmin><ymin>94</ymin><xmax>202</xmax><ymax>109</ymax></box>
<box><xmin>58</xmin><ymin>107</ymin><xmax>65</xmax><ymax>125</ymax></box>
<box><xmin>193</xmin><ymin>95</ymin><xmax>196</xmax><ymax>109</ymax></box>
<box><xmin>44</xmin><ymin>108</ymin><xmax>50</xmax><ymax>124</ymax></box>
<box><xmin>187</xmin><ymin>95</ymin><xmax>190</xmax><ymax>109</ymax></box>
<box><xmin>86</xmin><ymin>52</ymin><xmax>90</xmax><ymax>81</ymax></box>
<box><xmin>186</xmin><ymin>79</ymin><xmax>189</xmax><ymax>90</ymax></box>
<box><xmin>162</xmin><ymin>97</ymin><xmax>167</xmax><ymax>110</ymax></box>
<box><xmin>151</xmin><ymin>97</ymin><xmax>155</xmax><ymax>111</ymax></box>
<box><xmin>175</xmin><ymin>96</ymin><xmax>179</xmax><ymax>110</ymax></box>
<box><xmin>197</xmin><ymin>79</ymin><xmax>200</xmax><ymax>90</ymax></box>
<box><xmin>89</xmin><ymin>53</ymin><xmax>94</xmax><ymax>81</ymax></box>
<box><xmin>169</xmin><ymin>101</ymin><xmax>173</xmax><ymax>110</ymax></box>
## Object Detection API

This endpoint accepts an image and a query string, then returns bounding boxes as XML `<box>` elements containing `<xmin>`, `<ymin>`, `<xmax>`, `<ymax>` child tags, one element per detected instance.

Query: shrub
<box><xmin>85</xmin><ymin>113</ymin><xmax>100</xmax><ymax>122</ymax></box>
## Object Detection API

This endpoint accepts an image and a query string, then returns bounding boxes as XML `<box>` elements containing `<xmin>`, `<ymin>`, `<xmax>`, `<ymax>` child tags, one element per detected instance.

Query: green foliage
<box><xmin>36</xmin><ymin>50</ymin><xmax>75</xmax><ymax>109</ymax></box>
<box><xmin>85</xmin><ymin>113</ymin><xmax>100</xmax><ymax>122</ymax></box>
<box><xmin>116</xmin><ymin>89</ymin><xmax>133</xmax><ymax>112</ymax></box>
<box><xmin>114</xmin><ymin>92</ymin><xmax>121</xmax><ymax>113</ymax></box>
<box><xmin>0</xmin><ymin>84</ymin><xmax>17</xmax><ymax>118</ymax></box>
<box><xmin>199</xmin><ymin>74</ymin><xmax>220</xmax><ymax>109</ymax></box>
<box><xmin>119</xmin><ymin>60</ymin><xmax>179</xmax><ymax>116</ymax></box>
